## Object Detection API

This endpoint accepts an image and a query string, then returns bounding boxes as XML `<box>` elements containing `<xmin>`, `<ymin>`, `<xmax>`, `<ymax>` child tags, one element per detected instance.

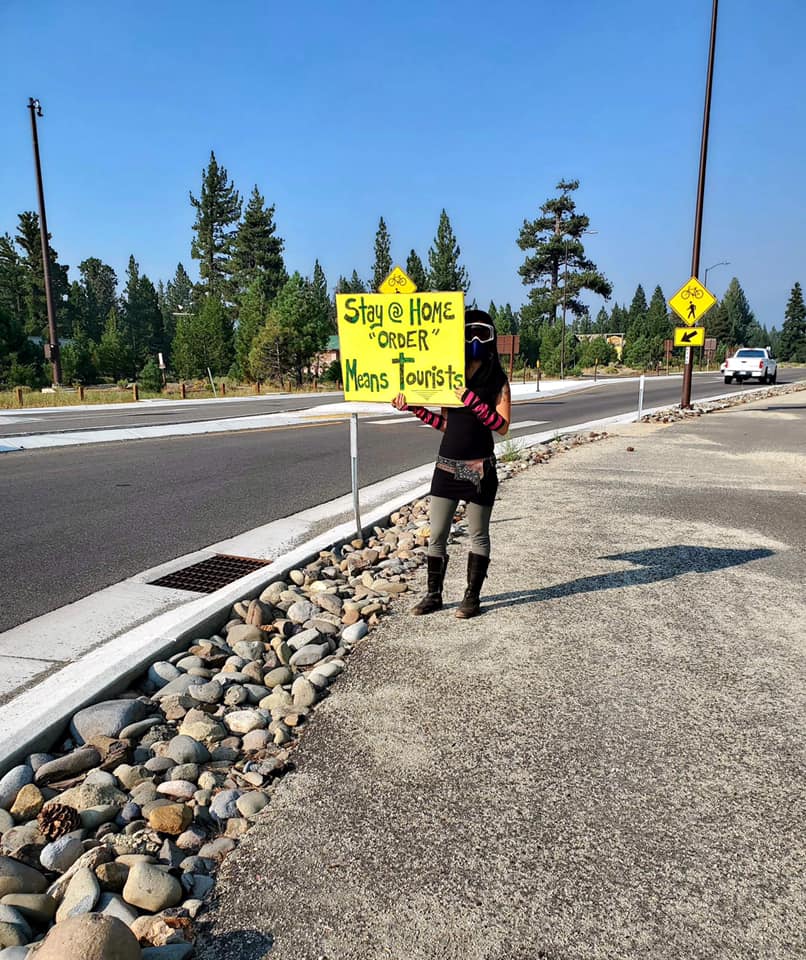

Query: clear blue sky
<box><xmin>1</xmin><ymin>0</ymin><xmax>804</xmax><ymax>326</ymax></box>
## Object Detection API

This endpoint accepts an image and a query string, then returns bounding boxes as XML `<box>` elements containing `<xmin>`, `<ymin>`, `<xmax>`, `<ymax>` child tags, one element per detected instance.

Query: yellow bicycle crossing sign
<box><xmin>379</xmin><ymin>265</ymin><xmax>417</xmax><ymax>295</ymax></box>
<box><xmin>669</xmin><ymin>277</ymin><xmax>716</xmax><ymax>326</ymax></box>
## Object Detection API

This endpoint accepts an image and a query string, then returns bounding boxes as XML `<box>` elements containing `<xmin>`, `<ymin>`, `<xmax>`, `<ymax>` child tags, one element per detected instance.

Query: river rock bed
<box><xmin>0</xmin><ymin>428</ymin><xmax>610</xmax><ymax>958</ymax></box>
<box><xmin>640</xmin><ymin>378</ymin><xmax>805</xmax><ymax>424</ymax></box>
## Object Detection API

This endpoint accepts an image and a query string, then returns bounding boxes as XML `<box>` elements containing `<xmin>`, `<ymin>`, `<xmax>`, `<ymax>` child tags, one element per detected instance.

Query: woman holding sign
<box><xmin>392</xmin><ymin>309</ymin><xmax>511</xmax><ymax>618</ymax></box>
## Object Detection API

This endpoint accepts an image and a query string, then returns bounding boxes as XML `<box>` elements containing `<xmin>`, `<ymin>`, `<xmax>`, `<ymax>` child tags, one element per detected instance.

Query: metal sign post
<box><xmin>350</xmin><ymin>412</ymin><xmax>362</xmax><ymax>543</ymax></box>
<box><xmin>638</xmin><ymin>374</ymin><xmax>646</xmax><ymax>420</ymax></box>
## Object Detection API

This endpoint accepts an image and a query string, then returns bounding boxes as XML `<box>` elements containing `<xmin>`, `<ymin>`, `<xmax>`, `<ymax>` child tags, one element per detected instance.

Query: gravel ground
<box><xmin>196</xmin><ymin>391</ymin><xmax>806</xmax><ymax>960</ymax></box>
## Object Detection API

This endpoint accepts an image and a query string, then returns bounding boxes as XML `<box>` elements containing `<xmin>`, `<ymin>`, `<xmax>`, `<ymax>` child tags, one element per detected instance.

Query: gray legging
<box><xmin>427</xmin><ymin>495</ymin><xmax>493</xmax><ymax>559</ymax></box>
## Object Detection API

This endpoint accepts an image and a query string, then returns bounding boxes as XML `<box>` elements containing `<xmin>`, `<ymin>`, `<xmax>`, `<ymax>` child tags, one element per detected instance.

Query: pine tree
<box><xmin>0</xmin><ymin>234</ymin><xmax>26</xmax><ymax>323</ymax></box>
<box><xmin>593</xmin><ymin>306</ymin><xmax>609</xmax><ymax>333</ymax></box>
<box><xmin>428</xmin><ymin>210</ymin><xmax>469</xmax><ymax>292</ymax></box>
<box><xmin>499</xmin><ymin>303</ymin><xmax>518</xmax><ymax>334</ymax></box>
<box><xmin>645</xmin><ymin>285</ymin><xmax>671</xmax><ymax>339</ymax></box>
<box><xmin>627</xmin><ymin>285</ymin><xmax>649</xmax><ymax>340</ymax></box>
<box><xmin>336</xmin><ymin>271</ymin><xmax>367</xmax><ymax>294</ymax></box>
<box><xmin>0</xmin><ymin>245</ymin><xmax>41</xmax><ymax>388</ymax></box>
<box><xmin>779</xmin><ymin>281</ymin><xmax>806</xmax><ymax>361</ymax></box>
<box><xmin>310</xmin><ymin>260</ymin><xmax>332</xmax><ymax>332</ymax></box>
<box><xmin>14</xmin><ymin>211</ymin><xmax>69</xmax><ymax>339</ymax></box>
<box><xmin>95</xmin><ymin>309</ymin><xmax>132</xmax><ymax>380</ymax></box>
<box><xmin>371</xmin><ymin>217</ymin><xmax>392</xmax><ymax>291</ymax></box>
<box><xmin>232</xmin><ymin>186</ymin><xmax>286</xmax><ymax>303</ymax></box>
<box><xmin>710</xmin><ymin>278</ymin><xmax>758</xmax><ymax>348</ymax></box>
<box><xmin>172</xmin><ymin>295</ymin><xmax>232</xmax><ymax>379</ymax></box>
<box><xmin>162</xmin><ymin>263</ymin><xmax>194</xmax><ymax>350</ymax></box>
<box><xmin>405</xmin><ymin>250</ymin><xmax>429</xmax><ymax>292</ymax></box>
<box><xmin>249</xmin><ymin>274</ymin><xmax>331</xmax><ymax>385</ymax></box>
<box><xmin>190</xmin><ymin>151</ymin><xmax>242</xmax><ymax>301</ymax></box>
<box><xmin>121</xmin><ymin>256</ymin><xmax>163</xmax><ymax>374</ymax></box>
<box><xmin>235</xmin><ymin>279</ymin><xmax>267</xmax><ymax>379</ymax></box>
<box><xmin>78</xmin><ymin>258</ymin><xmax>118</xmax><ymax>342</ymax></box>
<box><xmin>517</xmin><ymin>179</ymin><xmax>611</xmax><ymax>324</ymax></box>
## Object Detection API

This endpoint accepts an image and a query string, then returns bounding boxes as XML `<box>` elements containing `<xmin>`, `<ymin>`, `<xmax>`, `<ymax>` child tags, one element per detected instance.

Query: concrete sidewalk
<box><xmin>197</xmin><ymin>391</ymin><xmax>806</xmax><ymax>960</ymax></box>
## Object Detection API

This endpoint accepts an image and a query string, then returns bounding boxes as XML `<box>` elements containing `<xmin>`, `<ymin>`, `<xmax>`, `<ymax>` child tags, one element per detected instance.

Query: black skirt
<box><xmin>429</xmin><ymin>460</ymin><xmax>498</xmax><ymax>507</ymax></box>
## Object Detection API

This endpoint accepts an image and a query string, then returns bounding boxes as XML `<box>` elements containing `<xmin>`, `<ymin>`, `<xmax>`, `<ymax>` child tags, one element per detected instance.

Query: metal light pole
<box><xmin>28</xmin><ymin>98</ymin><xmax>61</xmax><ymax>386</ymax></box>
<box><xmin>704</xmin><ymin>260</ymin><xmax>729</xmax><ymax>289</ymax></box>
<box><xmin>682</xmin><ymin>0</ymin><xmax>719</xmax><ymax>409</ymax></box>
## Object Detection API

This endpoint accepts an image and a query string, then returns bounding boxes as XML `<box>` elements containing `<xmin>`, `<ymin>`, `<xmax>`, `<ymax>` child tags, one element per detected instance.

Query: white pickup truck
<box><xmin>721</xmin><ymin>348</ymin><xmax>778</xmax><ymax>385</ymax></box>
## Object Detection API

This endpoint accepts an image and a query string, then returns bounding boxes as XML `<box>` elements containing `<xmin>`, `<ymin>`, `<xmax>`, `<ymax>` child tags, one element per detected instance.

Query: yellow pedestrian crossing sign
<box><xmin>379</xmin><ymin>265</ymin><xmax>417</xmax><ymax>295</ymax></box>
<box><xmin>669</xmin><ymin>277</ymin><xmax>717</xmax><ymax>326</ymax></box>
<box><xmin>674</xmin><ymin>326</ymin><xmax>706</xmax><ymax>347</ymax></box>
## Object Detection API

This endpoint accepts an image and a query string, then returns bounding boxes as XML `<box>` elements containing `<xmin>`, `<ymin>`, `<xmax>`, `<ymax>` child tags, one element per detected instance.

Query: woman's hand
<box><xmin>391</xmin><ymin>392</ymin><xmax>408</xmax><ymax>411</ymax></box>
<box><xmin>453</xmin><ymin>385</ymin><xmax>468</xmax><ymax>403</ymax></box>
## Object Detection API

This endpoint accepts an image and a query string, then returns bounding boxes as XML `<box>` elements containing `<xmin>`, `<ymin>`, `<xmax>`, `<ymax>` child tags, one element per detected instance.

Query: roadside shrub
<box><xmin>138</xmin><ymin>359</ymin><xmax>163</xmax><ymax>392</ymax></box>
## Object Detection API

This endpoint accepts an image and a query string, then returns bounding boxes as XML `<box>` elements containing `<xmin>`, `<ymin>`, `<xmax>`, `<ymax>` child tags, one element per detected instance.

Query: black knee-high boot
<box><xmin>412</xmin><ymin>555</ymin><xmax>448</xmax><ymax>615</ymax></box>
<box><xmin>455</xmin><ymin>552</ymin><xmax>489</xmax><ymax>619</ymax></box>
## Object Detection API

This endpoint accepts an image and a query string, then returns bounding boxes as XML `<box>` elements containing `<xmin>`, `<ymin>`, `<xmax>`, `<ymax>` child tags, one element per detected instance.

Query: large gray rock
<box><xmin>0</xmin><ymin>922</ymin><xmax>28</xmax><ymax>949</ymax></box>
<box><xmin>30</xmin><ymin>913</ymin><xmax>140</xmax><ymax>960</ymax></box>
<box><xmin>209</xmin><ymin>790</ymin><xmax>242</xmax><ymax>822</ymax></box>
<box><xmin>0</xmin><ymin>893</ymin><xmax>56</xmax><ymax>926</ymax></box>
<box><xmin>33</xmin><ymin>749</ymin><xmax>101</xmax><ymax>786</ymax></box>
<box><xmin>147</xmin><ymin>661</ymin><xmax>181</xmax><ymax>688</ymax></box>
<box><xmin>151</xmin><ymin>675</ymin><xmax>205</xmax><ymax>700</ymax></box>
<box><xmin>141</xmin><ymin>944</ymin><xmax>194</xmax><ymax>959</ymax></box>
<box><xmin>231</xmin><ymin>639</ymin><xmax>266</xmax><ymax>661</ymax></box>
<box><xmin>95</xmin><ymin>891</ymin><xmax>139</xmax><ymax>926</ymax></box>
<box><xmin>341</xmin><ymin>620</ymin><xmax>369</xmax><ymax>644</ymax></box>
<box><xmin>122</xmin><ymin>861</ymin><xmax>182</xmax><ymax>912</ymax></box>
<box><xmin>39</xmin><ymin>836</ymin><xmax>84</xmax><ymax>874</ymax></box>
<box><xmin>0</xmin><ymin>943</ymin><xmax>31</xmax><ymax>958</ymax></box>
<box><xmin>165</xmin><ymin>736</ymin><xmax>210</xmax><ymax>765</ymax></box>
<box><xmin>0</xmin><ymin>905</ymin><xmax>31</xmax><ymax>941</ymax></box>
<box><xmin>0</xmin><ymin>859</ymin><xmax>47</xmax><ymax>899</ymax></box>
<box><xmin>71</xmin><ymin>699</ymin><xmax>154</xmax><ymax>744</ymax></box>
<box><xmin>287</xmin><ymin>600</ymin><xmax>315</xmax><ymax>624</ymax></box>
<box><xmin>0</xmin><ymin>768</ymin><xmax>32</xmax><ymax>812</ymax></box>
<box><xmin>55</xmin><ymin>866</ymin><xmax>100</xmax><ymax>922</ymax></box>
<box><xmin>287</xmin><ymin>628</ymin><xmax>321</xmax><ymax>652</ymax></box>
<box><xmin>289</xmin><ymin>642</ymin><xmax>329</xmax><ymax>667</ymax></box>
<box><xmin>226</xmin><ymin>624</ymin><xmax>264</xmax><ymax>645</ymax></box>
<box><xmin>222</xmin><ymin>710</ymin><xmax>265</xmax><ymax>735</ymax></box>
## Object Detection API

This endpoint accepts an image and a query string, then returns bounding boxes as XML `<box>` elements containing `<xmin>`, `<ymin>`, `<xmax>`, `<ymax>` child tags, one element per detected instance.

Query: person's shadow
<box><xmin>472</xmin><ymin>545</ymin><xmax>774</xmax><ymax>613</ymax></box>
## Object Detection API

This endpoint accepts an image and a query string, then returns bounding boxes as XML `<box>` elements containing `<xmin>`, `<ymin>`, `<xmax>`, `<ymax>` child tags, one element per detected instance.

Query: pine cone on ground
<box><xmin>37</xmin><ymin>802</ymin><xmax>80</xmax><ymax>841</ymax></box>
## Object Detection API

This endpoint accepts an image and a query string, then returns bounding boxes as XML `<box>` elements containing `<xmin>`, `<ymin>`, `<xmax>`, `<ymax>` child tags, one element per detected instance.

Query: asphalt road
<box><xmin>0</xmin><ymin>373</ymin><xmax>789</xmax><ymax>632</ymax></box>
<box><xmin>0</xmin><ymin>392</ymin><xmax>344</xmax><ymax>436</ymax></box>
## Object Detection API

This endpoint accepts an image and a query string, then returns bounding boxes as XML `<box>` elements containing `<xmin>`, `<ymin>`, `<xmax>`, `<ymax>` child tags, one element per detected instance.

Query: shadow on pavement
<box><xmin>478</xmin><ymin>545</ymin><xmax>774</xmax><ymax>613</ymax></box>
<box><xmin>196</xmin><ymin>929</ymin><xmax>274</xmax><ymax>959</ymax></box>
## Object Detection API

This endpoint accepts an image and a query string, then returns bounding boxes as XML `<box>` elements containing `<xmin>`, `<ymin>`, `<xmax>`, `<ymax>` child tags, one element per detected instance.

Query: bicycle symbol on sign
<box><xmin>680</xmin><ymin>285</ymin><xmax>703</xmax><ymax>301</ymax></box>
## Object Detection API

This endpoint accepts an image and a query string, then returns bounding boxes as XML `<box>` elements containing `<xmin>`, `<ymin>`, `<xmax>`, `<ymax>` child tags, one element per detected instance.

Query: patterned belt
<box><xmin>435</xmin><ymin>455</ymin><xmax>496</xmax><ymax>493</ymax></box>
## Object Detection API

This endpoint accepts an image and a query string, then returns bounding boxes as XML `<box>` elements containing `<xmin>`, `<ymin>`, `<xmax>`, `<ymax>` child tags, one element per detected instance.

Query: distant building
<box><xmin>575</xmin><ymin>332</ymin><xmax>625</xmax><ymax>360</ymax></box>
<box><xmin>312</xmin><ymin>335</ymin><xmax>340</xmax><ymax>377</ymax></box>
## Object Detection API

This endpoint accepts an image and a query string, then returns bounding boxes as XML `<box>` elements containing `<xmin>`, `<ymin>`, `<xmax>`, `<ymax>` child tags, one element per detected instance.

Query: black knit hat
<box><xmin>464</xmin><ymin>308</ymin><xmax>494</xmax><ymax>326</ymax></box>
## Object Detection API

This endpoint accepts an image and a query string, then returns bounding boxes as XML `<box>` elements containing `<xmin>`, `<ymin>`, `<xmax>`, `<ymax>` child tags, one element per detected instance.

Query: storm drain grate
<box><xmin>149</xmin><ymin>554</ymin><xmax>270</xmax><ymax>593</ymax></box>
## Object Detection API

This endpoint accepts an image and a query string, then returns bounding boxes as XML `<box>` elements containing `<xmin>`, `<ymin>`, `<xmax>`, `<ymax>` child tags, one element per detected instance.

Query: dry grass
<box><xmin>0</xmin><ymin>383</ymin><xmax>331</xmax><ymax>409</ymax></box>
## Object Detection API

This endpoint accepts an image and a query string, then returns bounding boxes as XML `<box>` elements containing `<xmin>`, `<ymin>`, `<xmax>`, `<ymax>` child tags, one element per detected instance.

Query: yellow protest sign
<box><xmin>336</xmin><ymin>292</ymin><xmax>465</xmax><ymax>405</ymax></box>
<box><xmin>379</xmin><ymin>265</ymin><xmax>417</xmax><ymax>295</ymax></box>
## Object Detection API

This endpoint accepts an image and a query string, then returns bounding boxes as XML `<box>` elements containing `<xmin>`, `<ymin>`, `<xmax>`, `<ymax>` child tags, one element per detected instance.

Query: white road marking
<box><xmin>510</xmin><ymin>420</ymin><xmax>548</xmax><ymax>429</ymax></box>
